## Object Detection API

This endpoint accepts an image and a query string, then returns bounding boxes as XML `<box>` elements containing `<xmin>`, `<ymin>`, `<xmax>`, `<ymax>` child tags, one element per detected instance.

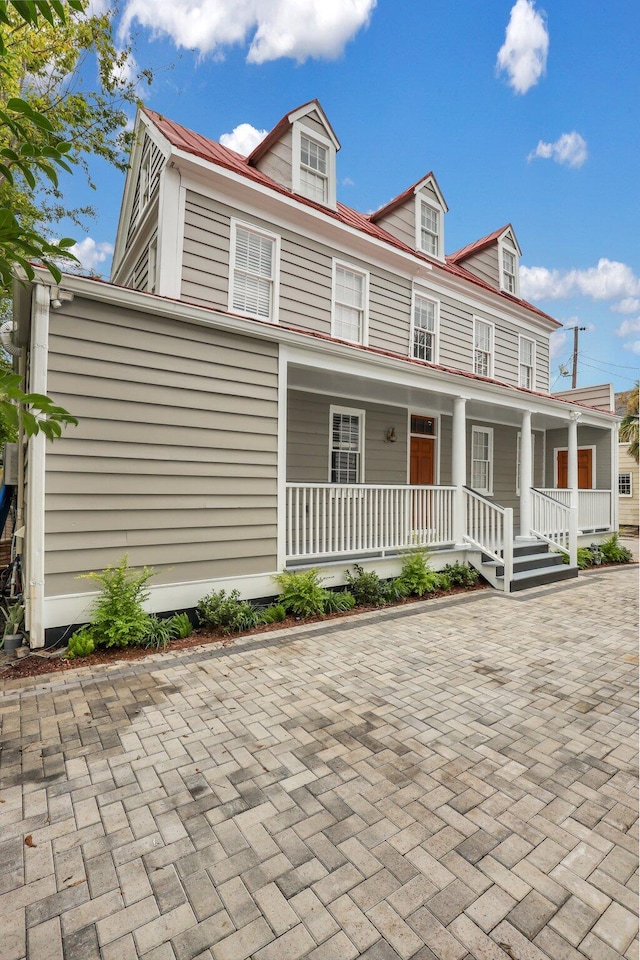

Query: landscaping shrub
<box><xmin>170</xmin><ymin>612</ymin><xmax>193</xmax><ymax>639</ymax></box>
<box><xmin>395</xmin><ymin>549</ymin><xmax>439</xmax><ymax>596</ymax></box>
<box><xmin>322</xmin><ymin>590</ymin><xmax>356</xmax><ymax>613</ymax></box>
<box><xmin>345</xmin><ymin>564</ymin><xmax>389</xmax><ymax>606</ymax></box>
<box><xmin>441</xmin><ymin>562</ymin><xmax>479</xmax><ymax>588</ymax></box>
<box><xmin>143</xmin><ymin>615</ymin><xmax>179</xmax><ymax>651</ymax></box>
<box><xmin>64</xmin><ymin>628</ymin><xmax>95</xmax><ymax>659</ymax></box>
<box><xmin>434</xmin><ymin>571</ymin><xmax>452</xmax><ymax>591</ymax></box>
<box><xmin>273</xmin><ymin>569</ymin><xmax>330</xmax><ymax>617</ymax></box>
<box><xmin>260</xmin><ymin>604</ymin><xmax>287</xmax><ymax>624</ymax></box>
<box><xmin>78</xmin><ymin>555</ymin><xmax>155</xmax><ymax>649</ymax></box>
<box><xmin>196</xmin><ymin>589</ymin><xmax>261</xmax><ymax>634</ymax></box>
<box><xmin>600</xmin><ymin>532</ymin><xmax>633</xmax><ymax>564</ymax></box>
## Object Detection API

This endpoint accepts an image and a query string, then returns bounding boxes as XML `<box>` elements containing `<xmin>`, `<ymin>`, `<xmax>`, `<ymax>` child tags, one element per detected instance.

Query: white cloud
<box><xmin>520</xmin><ymin>259</ymin><xmax>640</xmax><ymax>302</ymax></box>
<box><xmin>612</xmin><ymin>297</ymin><xmax>640</xmax><ymax>314</ymax></box>
<box><xmin>616</xmin><ymin>317</ymin><xmax>640</xmax><ymax>338</ymax></box>
<box><xmin>496</xmin><ymin>0</ymin><xmax>549</xmax><ymax>94</ymax></box>
<box><xmin>342</xmin><ymin>177</ymin><xmax>355</xmax><ymax>187</ymax></box>
<box><xmin>71</xmin><ymin>237</ymin><xmax>114</xmax><ymax>274</ymax></box>
<box><xmin>219</xmin><ymin>123</ymin><xmax>267</xmax><ymax>156</ymax></box>
<box><xmin>528</xmin><ymin>131</ymin><xmax>587</xmax><ymax>168</ymax></box>
<box><xmin>119</xmin><ymin>0</ymin><xmax>376</xmax><ymax>63</ymax></box>
<box><xmin>549</xmin><ymin>329</ymin><xmax>568</xmax><ymax>361</ymax></box>
<box><xmin>623</xmin><ymin>340</ymin><xmax>640</xmax><ymax>356</ymax></box>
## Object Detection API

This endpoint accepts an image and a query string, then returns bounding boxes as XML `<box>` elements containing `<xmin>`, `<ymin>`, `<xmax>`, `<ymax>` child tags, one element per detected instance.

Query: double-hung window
<box><xmin>333</xmin><ymin>263</ymin><xmax>368</xmax><ymax>343</ymax></box>
<box><xmin>230</xmin><ymin>222</ymin><xmax>278</xmax><ymax>321</ymax></box>
<box><xmin>471</xmin><ymin>427</ymin><xmax>493</xmax><ymax>495</ymax></box>
<box><xmin>419</xmin><ymin>201</ymin><xmax>440</xmax><ymax>257</ymax></box>
<box><xmin>519</xmin><ymin>337</ymin><xmax>535</xmax><ymax>389</ymax></box>
<box><xmin>412</xmin><ymin>294</ymin><xmax>438</xmax><ymax>362</ymax></box>
<box><xmin>619</xmin><ymin>473</ymin><xmax>632</xmax><ymax>497</ymax></box>
<box><xmin>330</xmin><ymin>407</ymin><xmax>363</xmax><ymax>483</ymax></box>
<box><xmin>300</xmin><ymin>135</ymin><xmax>328</xmax><ymax>203</ymax></box>
<box><xmin>502</xmin><ymin>248</ymin><xmax>517</xmax><ymax>294</ymax></box>
<box><xmin>474</xmin><ymin>319</ymin><xmax>493</xmax><ymax>377</ymax></box>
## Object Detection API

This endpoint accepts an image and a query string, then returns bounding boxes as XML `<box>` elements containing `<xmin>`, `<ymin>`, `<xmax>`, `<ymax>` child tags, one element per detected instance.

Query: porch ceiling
<box><xmin>287</xmin><ymin>363</ymin><xmax>575</xmax><ymax>430</ymax></box>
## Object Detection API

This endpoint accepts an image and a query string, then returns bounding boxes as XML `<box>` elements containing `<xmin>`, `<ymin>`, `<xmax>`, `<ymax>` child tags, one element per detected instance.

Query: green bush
<box><xmin>434</xmin><ymin>571</ymin><xmax>452</xmax><ymax>591</ymax></box>
<box><xmin>563</xmin><ymin>547</ymin><xmax>594</xmax><ymax>569</ymax></box>
<box><xmin>273</xmin><ymin>569</ymin><xmax>329</xmax><ymax>617</ymax></box>
<box><xmin>170</xmin><ymin>612</ymin><xmax>193</xmax><ymax>639</ymax></box>
<box><xmin>78</xmin><ymin>555</ymin><xmax>154</xmax><ymax>649</ymax></box>
<box><xmin>143</xmin><ymin>615</ymin><xmax>179</xmax><ymax>651</ymax></box>
<box><xmin>396</xmin><ymin>549</ymin><xmax>439</xmax><ymax>596</ymax></box>
<box><xmin>64</xmin><ymin>627</ymin><xmax>95</xmax><ymax>659</ymax></box>
<box><xmin>384</xmin><ymin>578</ymin><xmax>410</xmax><ymax>602</ymax></box>
<box><xmin>345</xmin><ymin>564</ymin><xmax>389</xmax><ymax>606</ymax></box>
<box><xmin>260</xmin><ymin>604</ymin><xmax>287</xmax><ymax>624</ymax></box>
<box><xmin>323</xmin><ymin>590</ymin><xmax>356</xmax><ymax>613</ymax></box>
<box><xmin>600</xmin><ymin>533</ymin><xmax>633</xmax><ymax>564</ymax></box>
<box><xmin>196</xmin><ymin>589</ymin><xmax>261</xmax><ymax>634</ymax></box>
<box><xmin>441</xmin><ymin>562</ymin><xmax>479</xmax><ymax>588</ymax></box>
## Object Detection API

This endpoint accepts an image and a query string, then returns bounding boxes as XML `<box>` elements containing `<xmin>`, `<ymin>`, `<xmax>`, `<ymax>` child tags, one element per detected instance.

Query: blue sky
<box><xmin>68</xmin><ymin>0</ymin><xmax>639</xmax><ymax>394</ymax></box>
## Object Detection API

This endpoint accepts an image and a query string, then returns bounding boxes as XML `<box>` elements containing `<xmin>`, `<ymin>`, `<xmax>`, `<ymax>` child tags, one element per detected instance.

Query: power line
<box><xmin>577</xmin><ymin>358</ymin><xmax>640</xmax><ymax>386</ymax></box>
<box><xmin>579</xmin><ymin>353</ymin><xmax>640</xmax><ymax>372</ymax></box>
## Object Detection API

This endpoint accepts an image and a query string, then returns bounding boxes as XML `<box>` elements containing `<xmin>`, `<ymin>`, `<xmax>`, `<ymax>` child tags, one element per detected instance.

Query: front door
<box><xmin>410</xmin><ymin>436</ymin><xmax>435</xmax><ymax>486</ymax></box>
<box><xmin>557</xmin><ymin>448</ymin><xmax>592</xmax><ymax>489</ymax></box>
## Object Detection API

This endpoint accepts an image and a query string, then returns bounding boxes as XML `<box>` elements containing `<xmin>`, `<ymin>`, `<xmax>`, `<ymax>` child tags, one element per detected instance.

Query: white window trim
<box><xmin>137</xmin><ymin>150</ymin><xmax>151</xmax><ymax>223</ymax></box>
<box><xmin>415</xmin><ymin>194</ymin><xmax>445</xmax><ymax>262</ymax></box>
<box><xmin>518</xmin><ymin>335</ymin><xmax>536</xmax><ymax>390</ymax></box>
<box><xmin>228</xmin><ymin>218</ymin><xmax>280</xmax><ymax>323</ymax></box>
<box><xmin>292</xmin><ymin>121</ymin><xmax>336</xmax><ymax>208</ymax></box>
<box><xmin>328</xmin><ymin>405</ymin><xmax>365</xmax><ymax>483</ymax></box>
<box><xmin>473</xmin><ymin>317</ymin><xmax>495</xmax><ymax>378</ymax></box>
<box><xmin>410</xmin><ymin>288</ymin><xmax>440</xmax><ymax>364</ymax></box>
<box><xmin>516</xmin><ymin>431</ymin><xmax>536</xmax><ymax>496</ymax></box>
<box><xmin>331</xmin><ymin>259</ymin><xmax>369</xmax><ymax>346</ymax></box>
<box><xmin>471</xmin><ymin>426</ymin><xmax>494</xmax><ymax>496</ymax></box>
<box><xmin>499</xmin><ymin>241</ymin><xmax>520</xmax><ymax>296</ymax></box>
<box><xmin>553</xmin><ymin>445</ymin><xmax>597</xmax><ymax>489</ymax></box>
<box><xmin>147</xmin><ymin>238</ymin><xmax>157</xmax><ymax>294</ymax></box>
<box><xmin>618</xmin><ymin>473</ymin><xmax>633</xmax><ymax>497</ymax></box>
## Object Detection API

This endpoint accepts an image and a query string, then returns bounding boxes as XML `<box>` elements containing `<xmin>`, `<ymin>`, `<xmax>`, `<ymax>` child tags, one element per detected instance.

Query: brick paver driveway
<box><xmin>1</xmin><ymin>566</ymin><xmax>638</xmax><ymax>960</ymax></box>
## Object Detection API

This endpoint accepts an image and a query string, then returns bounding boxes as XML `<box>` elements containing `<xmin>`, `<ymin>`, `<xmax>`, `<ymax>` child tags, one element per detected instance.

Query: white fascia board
<box><xmin>414</xmin><ymin>175</ymin><xmax>449</xmax><ymax>213</ymax></box>
<box><xmin>172</xmin><ymin>150</ymin><xmax>556</xmax><ymax>339</ymax></box>
<box><xmin>39</xmin><ymin>269</ymin><xmax>617</xmax><ymax>429</ymax></box>
<box><xmin>288</xmin><ymin>102</ymin><xmax>341</xmax><ymax>150</ymax></box>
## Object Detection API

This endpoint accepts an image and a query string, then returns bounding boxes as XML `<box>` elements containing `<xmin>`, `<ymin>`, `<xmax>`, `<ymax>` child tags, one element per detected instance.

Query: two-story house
<box><xmin>12</xmin><ymin>100</ymin><xmax>619</xmax><ymax>646</ymax></box>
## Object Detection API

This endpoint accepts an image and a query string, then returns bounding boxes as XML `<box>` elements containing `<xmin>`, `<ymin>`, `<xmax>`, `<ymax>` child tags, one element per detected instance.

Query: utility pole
<box><xmin>571</xmin><ymin>325</ymin><xmax>587</xmax><ymax>388</ymax></box>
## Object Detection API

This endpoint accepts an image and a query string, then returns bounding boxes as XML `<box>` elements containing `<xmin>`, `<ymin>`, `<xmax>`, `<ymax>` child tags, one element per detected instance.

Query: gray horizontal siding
<box><xmin>287</xmin><ymin>390</ymin><xmax>408</xmax><ymax>485</ymax></box>
<box><xmin>544</xmin><ymin>426</ymin><xmax>612</xmax><ymax>489</ymax></box>
<box><xmin>461</xmin><ymin>246</ymin><xmax>500</xmax><ymax>289</ymax></box>
<box><xmin>375</xmin><ymin>203</ymin><xmax>414</xmax><ymax>249</ymax></box>
<box><xmin>468</xmin><ymin>422</ymin><xmax>544</xmax><ymax>526</ymax></box>
<box><xmin>254</xmin><ymin>127</ymin><xmax>293</xmax><ymax>189</ymax></box>
<box><xmin>44</xmin><ymin>297</ymin><xmax>279</xmax><ymax>597</ymax></box>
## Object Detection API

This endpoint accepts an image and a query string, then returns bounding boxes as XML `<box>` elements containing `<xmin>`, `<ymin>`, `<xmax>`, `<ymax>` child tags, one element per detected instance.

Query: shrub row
<box><xmin>562</xmin><ymin>532</ymin><xmax>633</xmax><ymax>570</ymax></box>
<box><xmin>65</xmin><ymin>551</ymin><xmax>481</xmax><ymax>656</ymax></box>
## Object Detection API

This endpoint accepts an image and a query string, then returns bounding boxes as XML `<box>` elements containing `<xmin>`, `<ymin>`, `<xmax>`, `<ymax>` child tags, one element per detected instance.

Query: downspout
<box><xmin>24</xmin><ymin>284</ymin><xmax>50</xmax><ymax>648</ymax></box>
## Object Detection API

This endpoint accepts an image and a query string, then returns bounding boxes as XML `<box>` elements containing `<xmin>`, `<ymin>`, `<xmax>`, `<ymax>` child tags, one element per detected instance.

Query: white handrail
<box><xmin>285</xmin><ymin>484</ymin><xmax>455</xmax><ymax>559</ymax></box>
<box><xmin>463</xmin><ymin>487</ymin><xmax>513</xmax><ymax>593</ymax></box>
<box><xmin>531</xmin><ymin>488</ymin><xmax>577</xmax><ymax>566</ymax></box>
<box><xmin>538</xmin><ymin>489</ymin><xmax>612</xmax><ymax>532</ymax></box>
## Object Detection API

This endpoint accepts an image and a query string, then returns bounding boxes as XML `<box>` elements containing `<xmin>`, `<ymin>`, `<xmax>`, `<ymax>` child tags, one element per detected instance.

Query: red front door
<box><xmin>410</xmin><ymin>436</ymin><xmax>435</xmax><ymax>486</ymax></box>
<box><xmin>557</xmin><ymin>449</ymin><xmax>592</xmax><ymax>489</ymax></box>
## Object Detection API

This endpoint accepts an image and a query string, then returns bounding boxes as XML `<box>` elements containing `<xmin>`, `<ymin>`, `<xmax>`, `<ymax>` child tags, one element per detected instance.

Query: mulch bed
<box><xmin>0</xmin><ymin>582</ymin><xmax>488</xmax><ymax>682</ymax></box>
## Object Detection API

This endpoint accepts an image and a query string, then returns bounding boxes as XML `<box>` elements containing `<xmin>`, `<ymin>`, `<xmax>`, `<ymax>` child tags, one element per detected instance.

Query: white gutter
<box><xmin>24</xmin><ymin>283</ymin><xmax>50</xmax><ymax>648</ymax></box>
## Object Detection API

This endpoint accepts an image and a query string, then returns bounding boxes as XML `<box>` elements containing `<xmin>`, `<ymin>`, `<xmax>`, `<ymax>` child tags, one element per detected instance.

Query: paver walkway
<box><xmin>0</xmin><ymin>566</ymin><xmax>638</xmax><ymax>960</ymax></box>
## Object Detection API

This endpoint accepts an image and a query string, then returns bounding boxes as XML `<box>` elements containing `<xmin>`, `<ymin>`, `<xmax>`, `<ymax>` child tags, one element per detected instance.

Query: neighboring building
<box><xmin>616</xmin><ymin>390</ymin><xmax>639</xmax><ymax>530</ymax></box>
<box><xmin>12</xmin><ymin>100</ymin><xmax>619</xmax><ymax>645</ymax></box>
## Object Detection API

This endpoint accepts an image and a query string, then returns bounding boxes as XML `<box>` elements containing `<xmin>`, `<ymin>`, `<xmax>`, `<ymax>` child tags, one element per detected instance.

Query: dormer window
<box><xmin>503</xmin><ymin>249</ymin><xmax>517</xmax><ymax>294</ymax></box>
<box><xmin>300</xmin><ymin>135</ymin><xmax>328</xmax><ymax>203</ymax></box>
<box><xmin>420</xmin><ymin>201</ymin><xmax>440</xmax><ymax>257</ymax></box>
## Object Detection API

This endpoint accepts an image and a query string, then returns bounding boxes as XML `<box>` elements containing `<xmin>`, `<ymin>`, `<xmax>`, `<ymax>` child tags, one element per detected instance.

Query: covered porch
<box><xmin>280</xmin><ymin>348</ymin><xmax>617</xmax><ymax>589</ymax></box>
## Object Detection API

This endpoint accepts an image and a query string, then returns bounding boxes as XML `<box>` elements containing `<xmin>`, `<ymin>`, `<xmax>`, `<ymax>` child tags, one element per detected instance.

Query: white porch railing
<box><xmin>531</xmin><ymin>488</ymin><xmax>577</xmax><ymax>564</ymax></box>
<box><xmin>539</xmin><ymin>489</ymin><xmax>613</xmax><ymax>532</ymax></box>
<box><xmin>285</xmin><ymin>484</ymin><xmax>455</xmax><ymax>560</ymax></box>
<box><xmin>463</xmin><ymin>487</ymin><xmax>513</xmax><ymax>593</ymax></box>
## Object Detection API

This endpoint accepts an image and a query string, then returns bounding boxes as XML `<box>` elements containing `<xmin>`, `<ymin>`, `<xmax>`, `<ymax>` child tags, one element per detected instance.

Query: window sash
<box><xmin>519</xmin><ymin>338</ymin><xmax>535</xmax><ymax>388</ymax></box>
<box><xmin>413</xmin><ymin>296</ymin><xmax>436</xmax><ymax>362</ymax></box>
<box><xmin>503</xmin><ymin>249</ymin><xmax>516</xmax><ymax>293</ymax></box>
<box><xmin>232</xmin><ymin>227</ymin><xmax>274</xmax><ymax>319</ymax></box>
<box><xmin>300</xmin><ymin>136</ymin><xmax>328</xmax><ymax>202</ymax></box>
<box><xmin>619</xmin><ymin>473</ymin><xmax>632</xmax><ymax>496</ymax></box>
<box><xmin>420</xmin><ymin>202</ymin><xmax>439</xmax><ymax>256</ymax></box>
<box><xmin>474</xmin><ymin>321</ymin><xmax>493</xmax><ymax>376</ymax></box>
<box><xmin>331</xmin><ymin>412</ymin><xmax>362</xmax><ymax>483</ymax></box>
<box><xmin>471</xmin><ymin>428</ymin><xmax>492</xmax><ymax>493</ymax></box>
<box><xmin>334</xmin><ymin>266</ymin><xmax>365</xmax><ymax>342</ymax></box>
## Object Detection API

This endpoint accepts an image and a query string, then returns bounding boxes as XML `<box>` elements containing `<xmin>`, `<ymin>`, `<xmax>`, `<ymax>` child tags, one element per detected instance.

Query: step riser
<box><xmin>508</xmin><ymin>566</ymin><xmax>579</xmax><ymax>592</ymax></box>
<box><xmin>482</xmin><ymin>542</ymin><xmax>550</xmax><ymax>563</ymax></box>
<box><xmin>492</xmin><ymin>556</ymin><xmax>565</xmax><ymax>576</ymax></box>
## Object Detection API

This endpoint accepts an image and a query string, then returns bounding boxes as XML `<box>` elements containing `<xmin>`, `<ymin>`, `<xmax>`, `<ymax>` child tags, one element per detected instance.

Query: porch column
<box><xmin>519</xmin><ymin>410</ymin><xmax>532</xmax><ymax>538</ymax></box>
<box><xmin>568</xmin><ymin>412</ymin><xmax>579</xmax><ymax>565</ymax></box>
<box><xmin>452</xmin><ymin>397</ymin><xmax>467</xmax><ymax>544</ymax></box>
<box><xmin>610</xmin><ymin>422</ymin><xmax>619</xmax><ymax>532</ymax></box>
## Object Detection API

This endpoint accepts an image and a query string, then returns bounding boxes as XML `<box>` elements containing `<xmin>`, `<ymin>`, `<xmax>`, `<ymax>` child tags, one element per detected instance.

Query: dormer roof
<box><xmin>450</xmin><ymin>223</ymin><xmax>522</xmax><ymax>263</ymax></box>
<box><xmin>369</xmin><ymin>172</ymin><xmax>448</xmax><ymax>222</ymax></box>
<box><xmin>247</xmin><ymin>98</ymin><xmax>340</xmax><ymax>166</ymax></box>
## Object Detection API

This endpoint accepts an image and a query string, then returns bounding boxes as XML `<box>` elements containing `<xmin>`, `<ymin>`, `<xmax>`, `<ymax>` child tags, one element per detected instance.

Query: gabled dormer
<box><xmin>370</xmin><ymin>173</ymin><xmax>448</xmax><ymax>263</ymax></box>
<box><xmin>449</xmin><ymin>224</ymin><xmax>522</xmax><ymax>297</ymax></box>
<box><xmin>247</xmin><ymin>99</ymin><xmax>340</xmax><ymax>209</ymax></box>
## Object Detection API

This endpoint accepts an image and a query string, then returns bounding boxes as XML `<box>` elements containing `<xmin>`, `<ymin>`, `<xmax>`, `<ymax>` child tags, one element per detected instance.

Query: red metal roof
<box><xmin>369</xmin><ymin>173</ymin><xmax>436</xmax><ymax>222</ymax></box>
<box><xmin>142</xmin><ymin>108</ymin><xmax>560</xmax><ymax>328</ymax></box>
<box><xmin>449</xmin><ymin>224</ymin><xmax>515</xmax><ymax>263</ymax></box>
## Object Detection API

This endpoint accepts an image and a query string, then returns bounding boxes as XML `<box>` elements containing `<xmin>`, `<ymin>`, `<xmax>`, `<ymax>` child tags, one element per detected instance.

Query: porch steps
<box><xmin>476</xmin><ymin>540</ymin><xmax>579</xmax><ymax>593</ymax></box>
